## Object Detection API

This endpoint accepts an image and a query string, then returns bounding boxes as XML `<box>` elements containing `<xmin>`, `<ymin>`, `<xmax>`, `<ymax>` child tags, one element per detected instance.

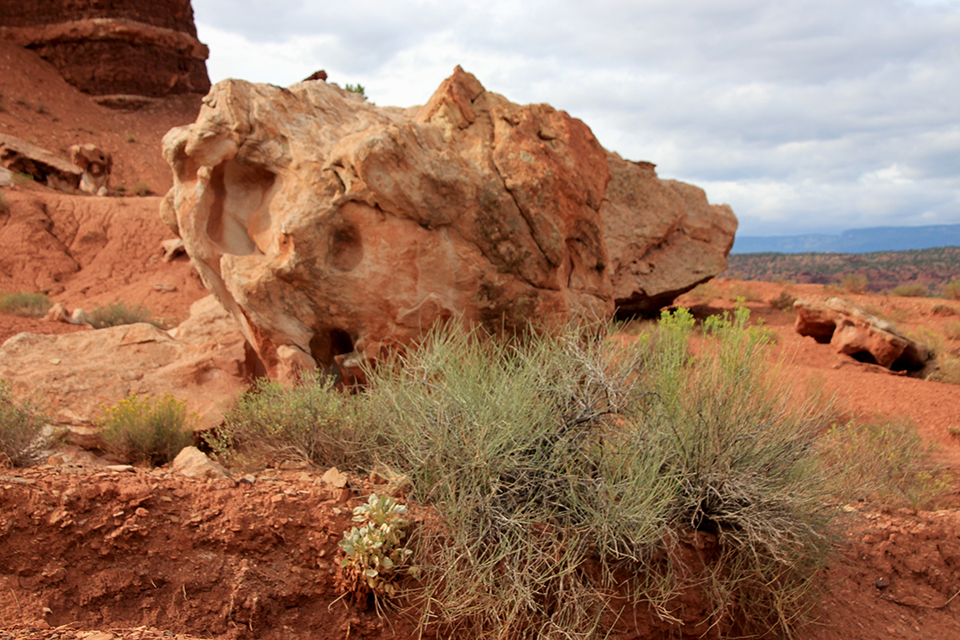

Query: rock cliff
<box><xmin>0</xmin><ymin>0</ymin><xmax>210</xmax><ymax>99</ymax></box>
<box><xmin>162</xmin><ymin>67</ymin><xmax>737</xmax><ymax>382</ymax></box>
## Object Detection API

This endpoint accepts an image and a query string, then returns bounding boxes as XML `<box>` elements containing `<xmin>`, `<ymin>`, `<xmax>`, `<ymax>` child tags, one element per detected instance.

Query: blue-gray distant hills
<box><xmin>731</xmin><ymin>224</ymin><xmax>960</xmax><ymax>254</ymax></box>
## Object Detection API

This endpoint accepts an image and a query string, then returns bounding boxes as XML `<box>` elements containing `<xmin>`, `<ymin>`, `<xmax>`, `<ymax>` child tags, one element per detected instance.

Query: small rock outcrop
<box><xmin>794</xmin><ymin>297</ymin><xmax>936</xmax><ymax>375</ymax></box>
<box><xmin>0</xmin><ymin>295</ymin><xmax>254</xmax><ymax>436</ymax></box>
<box><xmin>69</xmin><ymin>143</ymin><xmax>112</xmax><ymax>195</ymax></box>
<box><xmin>0</xmin><ymin>133</ymin><xmax>83</xmax><ymax>193</ymax></box>
<box><xmin>0</xmin><ymin>0</ymin><xmax>210</xmax><ymax>100</ymax></box>
<box><xmin>162</xmin><ymin>66</ymin><xmax>737</xmax><ymax>382</ymax></box>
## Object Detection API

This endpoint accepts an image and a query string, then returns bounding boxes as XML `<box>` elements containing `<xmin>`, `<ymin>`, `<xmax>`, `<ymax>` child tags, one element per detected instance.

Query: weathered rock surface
<box><xmin>172</xmin><ymin>446</ymin><xmax>229</xmax><ymax>479</ymax></box>
<box><xmin>0</xmin><ymin>295</ymin><xmax>253</xmax><ymax>437</ymax></box>
<box><xmin>0</xmin><ymin>133</ymin><xmax>83</xmax><ymax>193</ymax></box>
<box><xmin>70</xmin><ymin>143</ymin><xmax>112</xmax><ymax>195</ymax></box>
<box><xmin>0</xmin><ymin>0</ymin><xmax>210</xmax><ymax>99</ymax></box>
<box><xmin>794</xmin><ymin>297</ymin><xmax>936</xmax><ymax>375</ymax></box>
<box><xmin>162</xmin><ymin>67</ymin><xmax>737</xmax><ymax>382</ymax></box>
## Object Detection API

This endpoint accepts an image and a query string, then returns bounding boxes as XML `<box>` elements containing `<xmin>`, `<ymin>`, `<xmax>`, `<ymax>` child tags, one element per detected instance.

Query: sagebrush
<box><xmin>210</xmin><ymin>310</ymin><xmax>948</xmax><ymax>638</ymax></box>
<box><xmin>0</xmin><ymin>380</ymin><xmax>48</xmax><ymax>467</ymax></box>
<box><xmin>0</xmin><ymin>291</ymin><xmax>52</xmax><ymax>318</ymax></box>
<box><xmin>207</xmin><ymin>373</ymin><xmax>373</xmax><ymax>470</ymax></box>
<box><xmin>89</xmin><ymin>301</ymin><xmax>156</xmax><ymax>329</ymax></box>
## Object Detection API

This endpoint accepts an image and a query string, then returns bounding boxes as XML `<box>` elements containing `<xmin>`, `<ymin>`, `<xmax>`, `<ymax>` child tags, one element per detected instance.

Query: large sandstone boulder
<box><xmin>162</xmin><ymin>67</ymin><xmax>737</xmax><ymax>382</ymax></box>
<box><xmin>794</xmin><ymin>297</ymin><xmax>936</xmax><ymax>375</ymax></box>
<box><xmin>0</xmin><ymin>0</ymin><xmax>210</xmax><ymax>100</ymax></box>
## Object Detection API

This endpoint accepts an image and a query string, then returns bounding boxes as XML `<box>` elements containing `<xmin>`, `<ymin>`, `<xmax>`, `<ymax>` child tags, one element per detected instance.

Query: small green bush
<box><xmin>207</xmin><ymin>373</ymin><xmax>372</xmax><ymax>469</ymax></box>
<box><xmin>840</xmin><ymin>273</ymin><xmax>868</xmax><ymax>294</ymax></box>
<box><xmin>89</xmin><ymin>301</ymin><xmax>156</xmax><ymax>328</ymax></box>
<box><xmin>0</xmin><ymin>380</ymin><xmax>48</xmax><ymax>467</ymax></box>
<box><xmin>770</xmin><ymin>289</ymin><xmax>797</xmax><ymax>311</ymax></box>
<box><xmin>942</xmin><ymin>279</ymin><xmax>960</xmax><ymax>300</ymax></box>
<box><xmin>0</xmin><ymin>192</ymin><xmax>7</xmax><ymax>212</ymax></box>
<box><xmin>0</xmin><ymin>291</ymin><xmax>53</xmax><ymax>318</ymax></box>
<box><xmin>344</xmin><ymin>83</ymin><xmax>366</xmax><ymax>98</ymax></box>
<box><xmin>98</xmin><ymin>394</ymin><xmax>193</xmax><ymax>466</ymax></box>
<box><xmin>891</xmin><ymin>283</ymin><xmax>928</xmax><ymax>297</ymax></box>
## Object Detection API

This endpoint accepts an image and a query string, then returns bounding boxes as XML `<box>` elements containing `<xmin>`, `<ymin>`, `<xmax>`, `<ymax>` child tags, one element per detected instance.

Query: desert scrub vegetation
<box><xmin>770</xmin><ymin>289</ymin><xmax>797</xmax><ymax>311</ymax></box>
<box><xmin>818</xmin><ymin>417</ymin><xmax>951</xmax><ymax>509</ymax></box>
<box><xmin>0</xmin><ymin>291</ymin><xmax>52</xmax><ymax>317</ymax></box>
<box><xmin>210</xmin><ymin>309</ymin><xmax>948</xmax><ymax>638</ymax></box>
<box><xmin>840</xmin><ymin>272</ymin><xmax>868</xmax><ymax>294</ymax></box>
<box><xmin>942</xmin><ymin>278</ymin><xmax>960</xmax><ymax>300</ymax></box>
<box><xmin>0</xmin><ymin>380</ymin><xmax>48</xmax><ymax>467</ymax></box>
<box><xmin>89</xmin><ymin>301</ymin><xmax>157</xmax><ymax>329</ymax></box>
<box><xmin>97</xmin><ymin>394</ymin><xmax>194</xmax><ymax>466</ymax></box>
<box><xmin>207</xmin><ymin>373</ymin><xmax>372</xmax><ymax>470</ymax></box>
<box><xmin>891</xmin><ymin>283</ymin><xmax>928</xmax><ymax>297</ymax></box>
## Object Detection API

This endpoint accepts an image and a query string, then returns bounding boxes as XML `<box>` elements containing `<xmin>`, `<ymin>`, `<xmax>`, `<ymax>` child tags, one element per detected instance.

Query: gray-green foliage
<box><xmin>88</xmin><ymin>301</ymin><xmax>156</xmax><ymax>329</ymax></box>
<box><xmin>208</xmin><ymin>373</ymin><xmax>372</xmax><ymax>469</ymax></box>
<box><xmin>211</xmin><ymin>308</ymin><xmax>938</xmax><ymax>638</ymax></box>
<box><xmin>0</xmin><ymin>380</ymin><xmax>48</xmax><ymax>467</ymax></box>
<box><xmin>0</xmin><ymin>291</ymin><xmax>52</xmax><ymax>318</ymax></box>
<box><xmin>339</xmin><ymin>493</ymin><xmax>414</xmax><ymax>599</ymax></box>
<box><xmin>364</xmin><ymin>309</ymin><xmax>837</xmax><ymax>638</ymax></box>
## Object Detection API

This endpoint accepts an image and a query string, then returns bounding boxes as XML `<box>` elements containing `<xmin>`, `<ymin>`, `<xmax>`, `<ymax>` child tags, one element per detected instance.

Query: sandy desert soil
<box><xmin>2</xmin><ymin>40</ymin><xmax>960</xmax><ymax>640</ymax></box>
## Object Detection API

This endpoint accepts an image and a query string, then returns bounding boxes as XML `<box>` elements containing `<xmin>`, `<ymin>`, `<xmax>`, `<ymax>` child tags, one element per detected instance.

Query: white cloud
<box><xmin>192</xmin><ymin>0</ymin><xmax>960</xmax><ymax>236</ymax></box>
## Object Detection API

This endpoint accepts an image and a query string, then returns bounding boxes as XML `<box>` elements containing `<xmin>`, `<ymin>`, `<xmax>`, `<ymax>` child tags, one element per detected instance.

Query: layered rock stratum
<box><xmin>162</xmin><ymin>67</ymin><xmax>737</xmax><ymax>382</ymax></box>
<box><xmin>0</xmin><ymin>0</ymin><xmax>210</xmax><ymax>99</ymax></box>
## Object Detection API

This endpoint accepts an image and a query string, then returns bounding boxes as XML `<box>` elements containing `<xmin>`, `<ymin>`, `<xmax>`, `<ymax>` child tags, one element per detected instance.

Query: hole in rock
<box><xmin>849</xmin><ymin>351</ymin><xmax>878</xmax><ymax>365</ymax></box>
<box><xmin>309</xmin><ymin>329</ymin><xmax>356</xmax><ymax>373</ymax></box>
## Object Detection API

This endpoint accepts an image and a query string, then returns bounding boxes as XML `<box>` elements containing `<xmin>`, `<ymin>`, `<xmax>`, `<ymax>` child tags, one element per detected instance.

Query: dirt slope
<box><xmin>0</xmin><ymin>40</ymin><xmax>201</xmax><ymax>195</ymax></box>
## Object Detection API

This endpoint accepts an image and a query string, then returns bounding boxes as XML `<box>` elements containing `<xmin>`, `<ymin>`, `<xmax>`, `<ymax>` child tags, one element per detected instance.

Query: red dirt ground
<box><xmin>2</xmin><ymin>40</ymin><xmax>960</xmax><ymax>640</ymax></box>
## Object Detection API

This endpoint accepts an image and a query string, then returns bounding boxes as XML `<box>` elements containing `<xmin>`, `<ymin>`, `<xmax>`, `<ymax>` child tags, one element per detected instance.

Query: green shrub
<box><xmin>363</xmin><ymin>309</ymin><xmax>837</xmax><ymax>638</ymax></box>
<box><xmin>98</xmin><ymin>394</ymin><xmax>193</xmax><ymax>466</ymax></box>
<box><xmin>0</xmin><ymin>192</ymin><xmax>7</xmax><ymax>212</ymax></box>
<box><xmin>89</xmin><ymin>301</ymin><xmax>156</xmax><ymax>328</ymax></box>
<box><xmin>891</xmin><ymin>283</ymin><xmax>928</xmax><ymax>297</ymax></box>
<box><xmin>942</xmin><ymin>279</ymin><xmax>960</xmax><ymax>300</ymax></box>
<box><xmin>840</xmin><ymin>273</ymin><xmax>868</xmax><ymax>294</ymax></box>
<box><xmin>344</xmin><ymin>83</ymin><xmax>366</xmax><ymax>98</ymax></box>
<box><xmin>770</xmin><ymin>289</ymin><xmax>797</xmax><ymax>311</ymax></box>
<box><xmin>206</xmin><ymin>373</ymin><xmax>372</xmax><ymax>469</ymax></box>
<box><xmin>818</xmin><ymin>418</ymin><xmax>951</xmax><ymax>509</ymax></box>
<box><xmin>0</xmin><ymin>380</ymin><xmax>48</xmax><ymax>467</ymax></box>
<box><xmin>0</xmin><ymin>292</ymin><xmax>52</xmax><ymax>318</ymax></box>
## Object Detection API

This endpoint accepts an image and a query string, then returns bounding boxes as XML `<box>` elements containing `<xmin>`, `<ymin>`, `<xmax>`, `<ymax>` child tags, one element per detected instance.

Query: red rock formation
<box><xmin>0</xmin><ymin>0</ymin><xmax>210</xmax><ymax>99</ymax></box>
<box><xmin>162</xmin><ymin>67</ymin><xmax>738</xmax><ymax>383</ymax></box>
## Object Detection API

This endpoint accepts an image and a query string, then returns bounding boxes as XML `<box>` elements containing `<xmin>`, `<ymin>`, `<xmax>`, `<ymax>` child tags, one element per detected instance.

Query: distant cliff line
<box><xmin>732</xmin><ymin>223</ymin><xmax>960</xmax><ymax>254</ymax></box>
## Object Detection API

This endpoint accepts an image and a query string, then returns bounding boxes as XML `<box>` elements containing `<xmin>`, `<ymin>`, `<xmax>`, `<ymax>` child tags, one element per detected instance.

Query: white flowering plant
<box><xmin>338</xmin><ymin>493</ymin><xmax>414</xmax><ymax>599</ymax></box>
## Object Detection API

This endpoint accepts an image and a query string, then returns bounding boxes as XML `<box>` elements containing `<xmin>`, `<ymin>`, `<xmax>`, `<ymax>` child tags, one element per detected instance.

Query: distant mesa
<box><xmin>733</xmin><ymin>224</ymin><xmax>960</xmax><ymax>254</ymax></box>
<box><xmin>0</xmin><ymin>0</ymin><xmax>210</xmax><ymax>103</ymax></box>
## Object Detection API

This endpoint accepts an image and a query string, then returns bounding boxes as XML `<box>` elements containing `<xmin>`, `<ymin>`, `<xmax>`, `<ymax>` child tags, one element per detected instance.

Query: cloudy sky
<box><xmin>191</xmin><ymin>0</ymin><xmax>960</xmax><ymax>237</ymax></box>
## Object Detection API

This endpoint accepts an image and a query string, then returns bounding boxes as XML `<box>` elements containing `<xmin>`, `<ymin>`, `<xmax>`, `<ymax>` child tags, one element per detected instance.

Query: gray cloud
<box><xmin>191</xmin><ymin>0</ymin><xmax>960</xmax><ymax>237</ymax></box>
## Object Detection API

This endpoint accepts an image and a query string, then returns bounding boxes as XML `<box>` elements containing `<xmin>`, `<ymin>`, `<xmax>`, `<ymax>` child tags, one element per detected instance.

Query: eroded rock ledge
<box><xmin>162</xmin><ymin>66</ymin><xmax>737</xmax><ymax>382</ymax></box>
